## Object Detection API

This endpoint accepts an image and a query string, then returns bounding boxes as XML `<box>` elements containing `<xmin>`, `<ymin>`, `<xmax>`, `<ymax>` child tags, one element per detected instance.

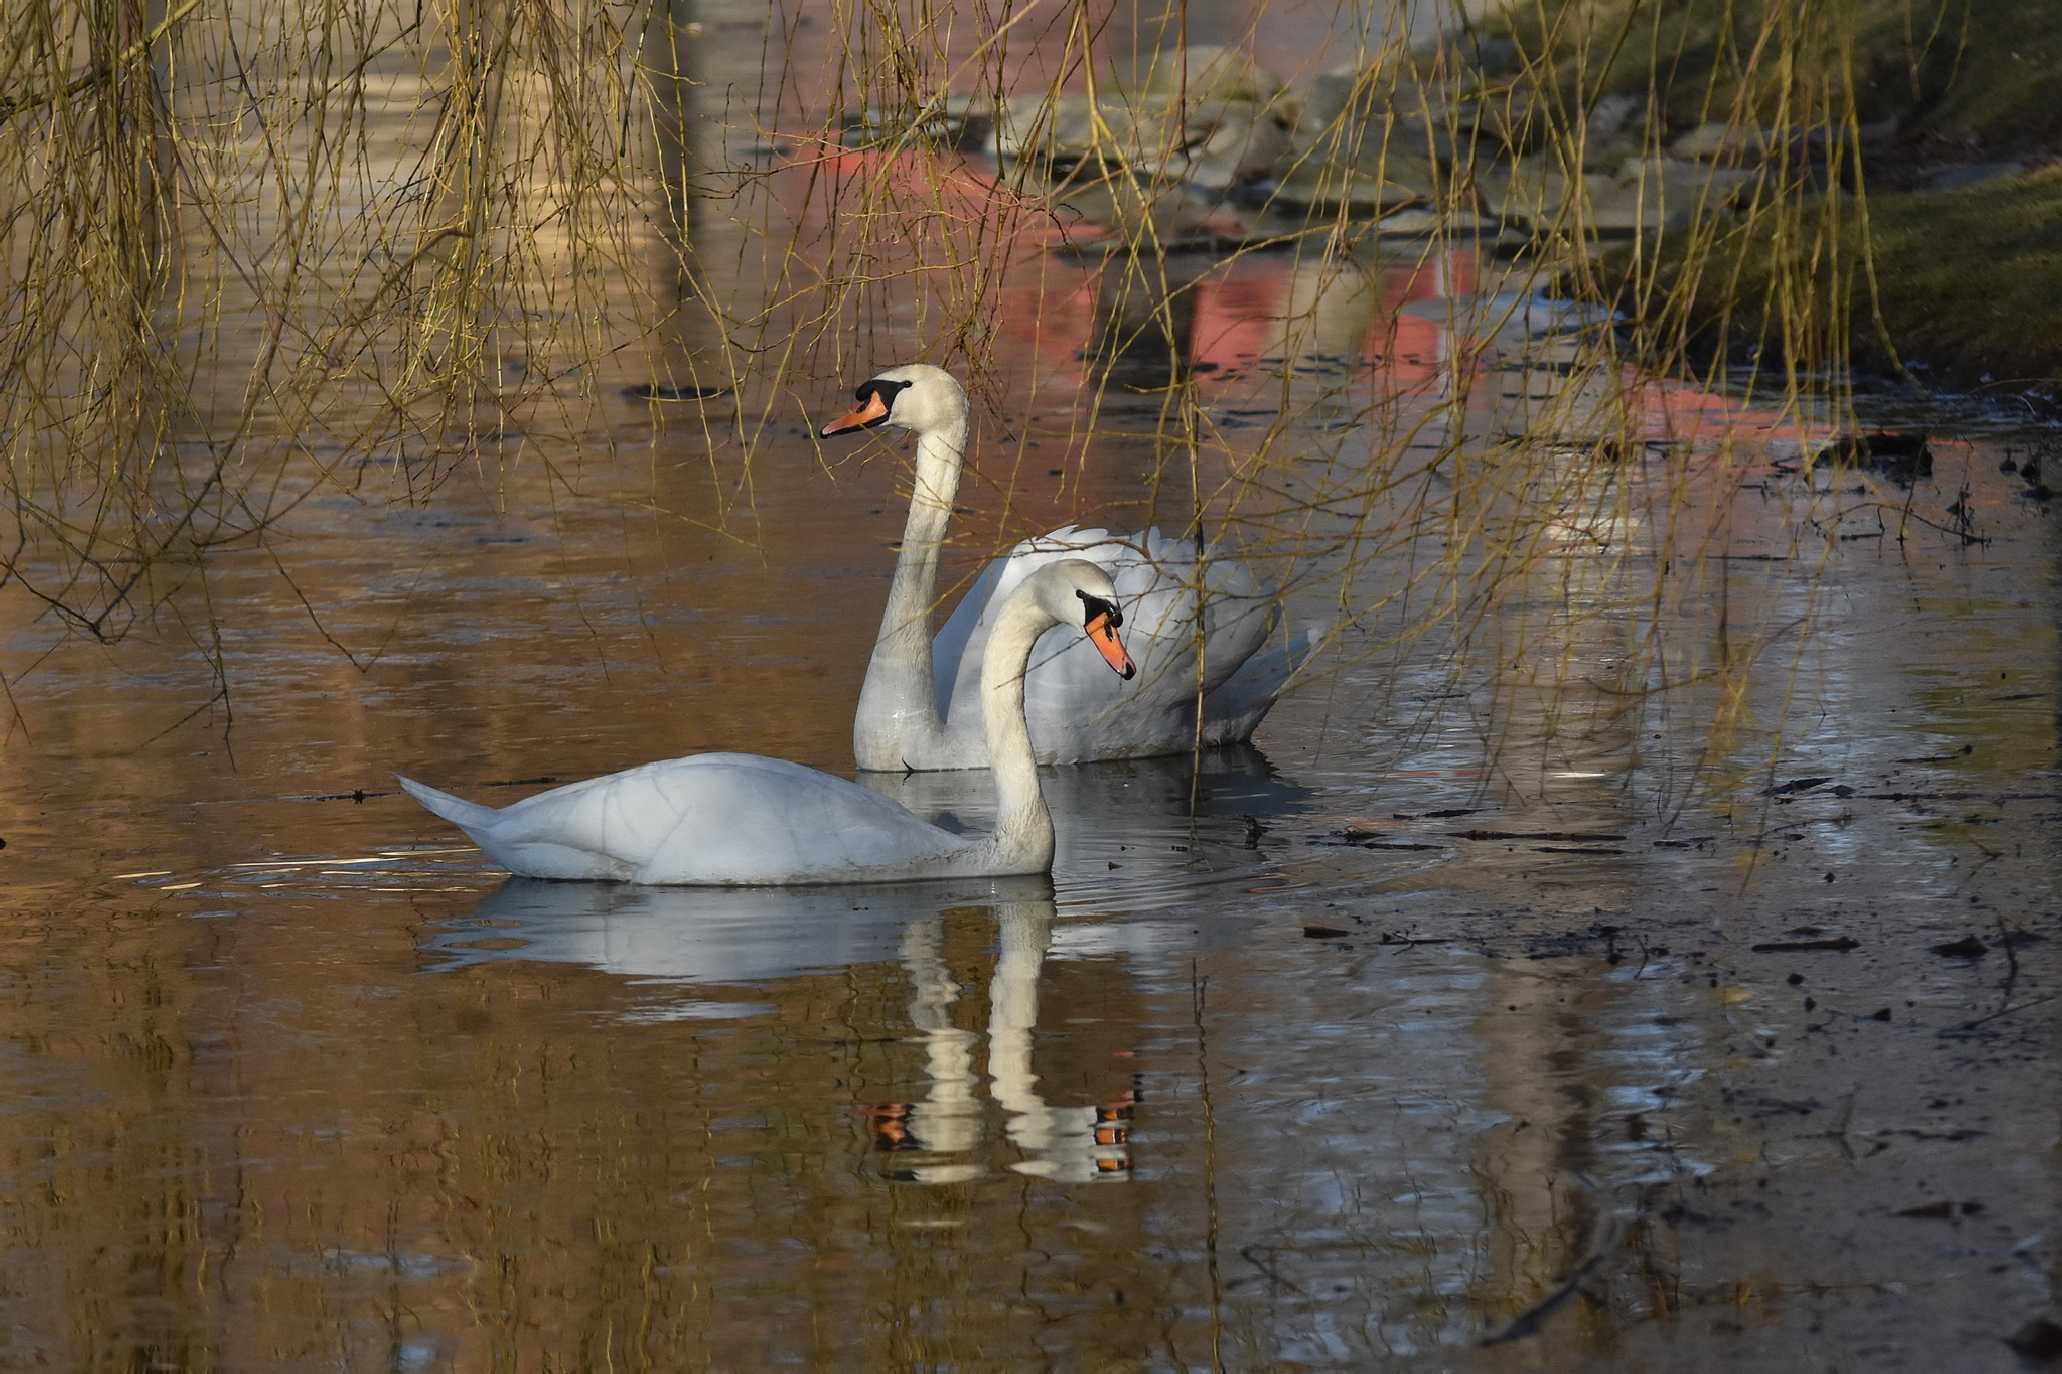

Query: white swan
<box><xmin>820</xmin><ymin>363</ymin><xmax>1320</xmax><ymax>772</ymax></box>
<box><xmin>397</xmin><ymin>560</ymin><xmax>1135</xmax><ymax>884</ymax></box>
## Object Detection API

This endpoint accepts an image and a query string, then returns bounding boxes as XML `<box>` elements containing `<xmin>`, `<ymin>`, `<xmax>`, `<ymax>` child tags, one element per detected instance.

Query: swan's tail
<box><xmin>397</xmin><ymin>775</ymin><xmax>501</xmax><ymax>836</ymax></box>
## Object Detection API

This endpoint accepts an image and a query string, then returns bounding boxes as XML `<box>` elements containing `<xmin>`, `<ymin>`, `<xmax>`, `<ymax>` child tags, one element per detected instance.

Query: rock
<box><xmin>1455</xmin><ymin>35</ymin><xmax>1521</xmax><ymax>78</ymax></box>
<box><xmin>992</xmin><ymin>50</ymin><xmax>1292</xmax><ymax>200</ymax></box>
<box><xmin>1267</xmin><ymin>152</ymin><xmax>1441</xmax><ymax>216</ymax></box>
<box><xmin>1616</xmin><ymin>155</ymin><xmax>1755</xmax><ymax>204</ymax></box>
<box><xmin>1127</xmin><ymin>44</ymin><xmax>1282</xmax><ymax>106</ymax></box>
<box><xmin>1586</xmin><ymin>91</ymin><xmax>1647</xmax><ymax>156</ymax></box>
<box><xmin>1042</xmin><ymin>170</ymin><xmax>1226</xmax><ymax>243</ymax></box>
<box><xmin>1669</xmin><ymin>121</ymin><xmax>1776</xmax><ymax>162</ymax></box>
<box><xmin>1136</xmin><ymin>102</ymin><xmax>1294</xmax><ymax>193</ymax></box>
<box><xmin>1478</xmin><ymin>156</ymin><xmax>1713</xmax><ymax>236</ymax></box>
<box><xmin>842</xmin><ymin>97</ymin><xmax>991</xmax><ymax>149</ymax></box>
<box><xmin>1473</xmin><ymin>78</ymin><xmax>1548</xmax><ymax>158</ymax></box>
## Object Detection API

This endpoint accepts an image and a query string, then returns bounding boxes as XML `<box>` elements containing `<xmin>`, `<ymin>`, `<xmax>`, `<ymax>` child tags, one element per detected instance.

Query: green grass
<box><xmin>1610</xmin><ymin>166</ymin><xmax>2062</xmax><ymax>392</ymax></box>
<box><xmin>1496</xmin><ymin>0</ymin><xmax>2062</xmax><ymax>159</ymax></box>
<box><xmin>1498</xmin><ymin>1</ymin><xmax>2062</xmax><ymax>394</ymax></box>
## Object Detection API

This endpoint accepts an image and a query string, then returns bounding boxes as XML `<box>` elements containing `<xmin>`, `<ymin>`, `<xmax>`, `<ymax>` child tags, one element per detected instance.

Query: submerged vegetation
<box><xmin>0</xmin><ymin>0</ymin><xmax>2048</xmax><ymax>792</ymax></box>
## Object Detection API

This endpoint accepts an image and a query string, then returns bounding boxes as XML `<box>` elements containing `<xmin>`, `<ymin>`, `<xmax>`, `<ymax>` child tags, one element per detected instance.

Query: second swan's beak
<box><xmin>1085</xmin><ymin>610</ymin><xmax>1135</xmax><ymax>680</ymax></box>
<box><xmin>819</xmin><ymin>390</ymin><xmax>891</xmax><ymax>437</ymax></box>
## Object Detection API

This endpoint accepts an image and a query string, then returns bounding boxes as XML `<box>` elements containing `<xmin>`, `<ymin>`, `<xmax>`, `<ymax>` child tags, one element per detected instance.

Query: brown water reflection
<box><xmin>2</xmin><ymin>0</ymin><xmax>2059</xmax><ymax>1368</ymax></box>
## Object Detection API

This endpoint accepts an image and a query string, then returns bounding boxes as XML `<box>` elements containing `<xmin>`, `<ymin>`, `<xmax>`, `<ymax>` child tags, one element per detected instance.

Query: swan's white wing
<box><xmin>938</xmin><ymin>525</ymin><xmax>1111</xmax><ymax>721</ymax></box>
<box><xmin>1099</xmin><ymin>526</ymin><xmax>1275</xmax><ymax>710</ymax></box>
<box><xmin>930</xmin><ymin>525</ymin><xmax>1284</xmax><ymax>762</ymax></box>
<box><xmin>454</xmin><ymin>754</ymin><xmax>973</xmax><ymax>884</ymax></box>
<box><xmin>1016</xmin><ymin>528</ymin><xmax>1278</xmax><ymax>758</ymax></box>
<box><xmin>933</xmin><ymin>524</ymin><xmax>1096</xmax><ymax>727</ymax></box>
<box><xmin>930</xmin><ymin>557</ymin><xmax>1009</xmax><ymax>718</ymax></box>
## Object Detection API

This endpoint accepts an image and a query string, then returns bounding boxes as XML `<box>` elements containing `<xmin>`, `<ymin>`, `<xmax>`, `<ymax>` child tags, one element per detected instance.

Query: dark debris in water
<box><xmin>623</xmin><ymin>383</ymin><xmax>731</xmax><ymax>402</ymax></box>
<box><xmin>1892</xmin><ymin>1199</ymin><xmax>1984</xmax><ymax>1220</ymax></box>
<box><xmin>1820</xmin><ymin>430</ymin><xmax>1934</xmax><ymax>484</ymax></box>
<box><xmin>1762</xmin><ymin>776</ymin><xmax>1834</xmax><ymax>796</ymax></box>
<box><xmin>1749</xmin><ymin>936</ymin><xmax>1861</xmax><ymax>952</ymax></box>
<box><xmin>1895</xmin><ymin>744</ymin><xmax>1974</xmax><ymax>764</ymax></box>
<box><xmin>1318</xmin><ymin>824</ymin><xmax>1445</xmax><ymax>851</ymax></box>
<box><xmin>1453</xmin><ymin>828</ymin><xmax>1627</xmax><ymax>842</ymax></box>
<box><xmin>2006</xmin><ymin>1317</ymin><xmax>2062</xmax><ymax>1364</ymax></box>
<box><xmin>1930</xmin><ymin>935</ymin><xmax>1990</xmax><ymax>958</ymax></box>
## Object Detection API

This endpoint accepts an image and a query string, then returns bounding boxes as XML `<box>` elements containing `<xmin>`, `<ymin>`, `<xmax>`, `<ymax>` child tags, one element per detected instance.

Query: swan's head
<box><xmin>818</xmin><ymin>363</ymin><xmax>968</xmax><ymax>440</ymax></box>
<box><xmin>1039</xmin><ymin>559</ymin><xmax>1135</xmax><ymax>680</ymax></box>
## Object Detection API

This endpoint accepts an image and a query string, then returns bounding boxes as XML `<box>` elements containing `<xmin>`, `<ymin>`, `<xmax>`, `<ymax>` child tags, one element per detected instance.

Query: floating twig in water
<box><xmin>1481</xmin><ymin>1212</ymin><xmax>1623</xmax><ymax>1346</ymax></box>
<box><xmin>1750</xmin><ymin>936</ymin><xmax>1861</xmax><ymax>953</ymax></box>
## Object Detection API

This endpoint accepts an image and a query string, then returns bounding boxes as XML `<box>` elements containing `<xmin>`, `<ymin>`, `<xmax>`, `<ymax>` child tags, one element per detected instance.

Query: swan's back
<box><xmin>442</xmin><ymin>754</ymin><xmax>975</xmax><ymax>885</ymax></box>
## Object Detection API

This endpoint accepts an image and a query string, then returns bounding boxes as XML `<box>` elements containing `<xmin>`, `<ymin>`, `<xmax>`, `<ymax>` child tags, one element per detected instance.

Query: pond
<box><xmin>0</xmin><ymin>0</ymin><xmax>2056</xmax><ymax>1368</ymax></box>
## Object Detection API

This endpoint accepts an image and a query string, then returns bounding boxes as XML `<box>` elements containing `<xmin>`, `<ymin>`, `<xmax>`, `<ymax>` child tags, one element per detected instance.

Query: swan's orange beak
<box><xmin>820</xmin><ymin>390</ymin><xmax>890</xmax><ymax>437</ymax></box>
<box><xmin>1086</xmin><ymin>611</ymin><xmax>1135</xmax><ymax>679</ymax></box>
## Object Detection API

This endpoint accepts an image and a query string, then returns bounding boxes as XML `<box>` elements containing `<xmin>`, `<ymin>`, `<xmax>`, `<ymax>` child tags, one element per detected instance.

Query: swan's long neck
<box><xmin>975</xmin><ymin>596</ymin><xmax>1057</xmax><ymax>872</ymax></box>
<box><xmin>854</xmin><ymin>416</ymin><xmax>967</xmax><ymax>770</ymax></box>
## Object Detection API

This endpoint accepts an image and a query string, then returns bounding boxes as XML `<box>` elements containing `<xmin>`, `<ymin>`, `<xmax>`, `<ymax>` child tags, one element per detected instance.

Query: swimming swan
<box><xmin>397</xmin><ymin>560</ymin><xmax>1135</xmax><ymax>884</ymax></box>
<box><xmin>820</xmin><ymin>363</ymin><xmax>1319</xmax><ymax>772</ymax></box>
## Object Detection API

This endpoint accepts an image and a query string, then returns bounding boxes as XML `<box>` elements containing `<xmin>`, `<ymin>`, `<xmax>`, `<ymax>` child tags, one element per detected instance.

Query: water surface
<box><xmin>0</xmin><ymin>1</ymin><xmax>2057</xmax><ymax>1368</ymax></box>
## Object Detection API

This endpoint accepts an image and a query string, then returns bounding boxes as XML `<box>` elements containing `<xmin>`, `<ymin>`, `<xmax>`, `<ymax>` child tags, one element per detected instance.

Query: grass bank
<box><xmin>1497</xmin><ymin>0</ymin><xmax>2062</xmax><ymax>398</ymax></box>
<box><xmin>1623</xmin><ymin>167</ymin><xmax>2062</xmax><ymax>396</ymax></box>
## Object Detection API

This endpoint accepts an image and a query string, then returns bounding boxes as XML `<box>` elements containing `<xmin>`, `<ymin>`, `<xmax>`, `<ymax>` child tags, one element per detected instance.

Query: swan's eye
<box><xmin>855</xmin><ymin>378</ymin><xmax>911</xmax><ymax>409</ymax></box>
<box><xmin>1076</xmin><ymin>590</ymin><xmax>1121</xmax><ymax>628</ymax></box>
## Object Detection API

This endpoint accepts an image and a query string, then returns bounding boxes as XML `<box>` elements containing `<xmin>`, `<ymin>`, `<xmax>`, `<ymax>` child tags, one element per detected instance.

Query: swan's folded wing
<box><xmin>937</xmin><ymin>525</ymin><xmax>1105</xmax><ymax>727</ymax></box>
<box><xmin>486</xmin><ymin>754</ymin><xmax>970</xmax><ymax>884</ymax></box>
<box><xmin>1021</xmin><ymin>527</ymin><xmax>1276</xmax><ymax>717</ymax></box>
<box><xmin>1107</xmin><ymin>527</ymin><xmax>1275</xmax><ymax>708</ymax></box>
<box><xmin>930</xmin><ymin>557</ymin><xmax>1009</xmax><ymax>716</ymax></box>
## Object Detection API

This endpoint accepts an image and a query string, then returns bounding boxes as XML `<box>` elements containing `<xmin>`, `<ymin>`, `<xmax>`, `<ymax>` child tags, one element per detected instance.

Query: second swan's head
<box><xmin>1038</xmin><ymin>559</ymin><xmax>1136</xmax><ymax>680</ymax></box>
<box><xmin>819</xmin><ymin>363</ymin><xmax>968</xmax><ymax>441</ymax></box>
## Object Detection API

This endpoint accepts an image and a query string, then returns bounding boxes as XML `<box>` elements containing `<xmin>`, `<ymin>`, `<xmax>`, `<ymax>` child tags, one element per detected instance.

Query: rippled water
<box><xmin>2</xmin><ymin>1</ymin><xmax>2058</xmax><ymax>1369</ymax></box>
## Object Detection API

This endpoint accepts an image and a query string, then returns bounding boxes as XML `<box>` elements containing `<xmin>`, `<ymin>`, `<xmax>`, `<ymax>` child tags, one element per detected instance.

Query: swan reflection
<box><xmin>860</xmin><ymin>743</ymin><xmax>1313</xmax><ymax>911</ymax></box>
<box><xmin>877</xmin><ymin>896</ymin><xmax>1135</xmax><ymax>1183</ymax></box>
<box><xmin>424</xmin><ymin>877</ymin><xmax>1135</xmax><ymax>1182</ymax></box>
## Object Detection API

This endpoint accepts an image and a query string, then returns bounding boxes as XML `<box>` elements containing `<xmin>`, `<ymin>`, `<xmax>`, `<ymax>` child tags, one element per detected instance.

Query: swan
<box><xmin>397</xmin><ymin>559</ymin><xmax>1135</xmax><ymax>884</ymax></box>
<box><xmin>819</xmin><ymin>363</ymin><xmax>1320</xmax><ymax>772</ymax></box>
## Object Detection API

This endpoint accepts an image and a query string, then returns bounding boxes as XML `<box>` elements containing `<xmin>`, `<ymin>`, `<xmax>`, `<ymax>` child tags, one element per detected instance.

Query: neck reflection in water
<box><xmin>874</xmin><ymin>897</ymin><xmax>1133</xmax><ymax>1183</ymax></box>
<box><xmin>425</xmin><ymin>876</ymin><xmax>1136</xmax><ymax>1184</ymax></box>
